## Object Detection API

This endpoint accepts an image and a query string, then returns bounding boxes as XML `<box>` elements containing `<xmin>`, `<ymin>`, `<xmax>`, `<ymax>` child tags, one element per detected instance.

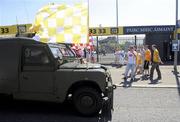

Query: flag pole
<box><xmin>87</xmin><ymin>0</ymin><xmax>90</xmax><ymax>43</ymax></box>
<box><xmin>116</xmin><ymin>0</ymin><xmax>119</xmax><ymax>43</ymax></box>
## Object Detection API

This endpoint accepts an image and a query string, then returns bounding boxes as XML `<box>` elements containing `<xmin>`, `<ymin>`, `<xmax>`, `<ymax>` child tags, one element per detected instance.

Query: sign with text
<box><xmin>172</xmin><ymin>40</ymin><xmax>179</xmax><ymax>51</ymax></box>
<box><xmin>0</xmin><ymin>24</ymin><xmax>32</xmax><ymax>35</ymax></box>
<box><xmin>89</xmin><ymin>27</ymin><xmax>123</xmax><ymax>36</ymax></box>
<box><xmin>0</xmin><ymin>24</ymin><xmax>177</xmax><ymax>36</ymax></box>
<box><xmin>0</xmin><ymin>25</ymin><xmax>17</xmax><ymax>35</ymax></box>
<box><xmin>124</xmin><ymin>25</ymin><xmax>175</xmax><ymax>34</ymax></box>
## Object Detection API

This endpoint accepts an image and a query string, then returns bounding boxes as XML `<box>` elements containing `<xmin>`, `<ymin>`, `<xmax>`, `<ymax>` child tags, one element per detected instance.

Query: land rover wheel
<box><xmin>73</xmin><ymin>87</ymin><xmax>102</xmax><ymax>116</ymax></box>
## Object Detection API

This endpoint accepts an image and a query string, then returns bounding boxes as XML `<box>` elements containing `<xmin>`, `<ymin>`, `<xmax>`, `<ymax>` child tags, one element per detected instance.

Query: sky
<box><xmin>0</xmin><ymin>0</ymin><xmax>179</xmax><ymax>27</ymax></box>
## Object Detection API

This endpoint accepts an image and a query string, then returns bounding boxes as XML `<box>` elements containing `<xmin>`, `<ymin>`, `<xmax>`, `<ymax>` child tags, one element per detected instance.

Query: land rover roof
<box><xmin>0</xmin><ymin>37</ymin><xmax>44</xmax><ymax>45</ymax></box>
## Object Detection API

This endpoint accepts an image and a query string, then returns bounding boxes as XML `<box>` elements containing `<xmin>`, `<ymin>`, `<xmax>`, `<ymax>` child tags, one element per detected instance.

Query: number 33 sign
<box><xmin>0</xmin><ymin>28</ymin><xmax>9</xmax><ymax>34</ymax></box>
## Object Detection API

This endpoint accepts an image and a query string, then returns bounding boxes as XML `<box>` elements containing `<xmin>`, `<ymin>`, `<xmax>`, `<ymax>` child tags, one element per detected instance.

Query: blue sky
<box><xmin>0</xmin><ymin>0</ymin><xmax>179</xmax><ymax>27</ymax></box>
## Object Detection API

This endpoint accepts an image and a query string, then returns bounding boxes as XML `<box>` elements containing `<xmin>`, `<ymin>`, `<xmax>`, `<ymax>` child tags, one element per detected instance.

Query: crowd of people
<box><xmin>72</xmin><ymin>47</ymin><xmax>96</xmax><ymax>63</ymax></box>
<box><xmin>71</xmin><ymin>43</ymin><xmax>163</xmax><ymax>84</ymax></box>
<box><xmin>123</xmin><ymin>44</ymin><xmax>163</xmax><ymax>83</ymax></box>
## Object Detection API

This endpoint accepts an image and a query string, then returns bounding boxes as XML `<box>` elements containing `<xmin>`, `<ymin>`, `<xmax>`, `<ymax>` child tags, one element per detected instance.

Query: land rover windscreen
<box><xmin>48</xmin><ymin>43</ymin><xmax>77</xmax><ymax>63</ymax></box>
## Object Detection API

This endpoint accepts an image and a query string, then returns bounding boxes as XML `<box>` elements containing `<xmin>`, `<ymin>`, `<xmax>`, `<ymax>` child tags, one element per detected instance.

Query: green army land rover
<box><xmin>0</xmin><ymin>37</ymin><xmax>114</xmax><ymax>116</ymax></box>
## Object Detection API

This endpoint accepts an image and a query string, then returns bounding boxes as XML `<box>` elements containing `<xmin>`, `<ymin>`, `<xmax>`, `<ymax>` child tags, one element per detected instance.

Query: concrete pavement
<box><xmin>108</xmin><ymin>65</ymin><xmax>180</xmax><ymax>88</ymax></box>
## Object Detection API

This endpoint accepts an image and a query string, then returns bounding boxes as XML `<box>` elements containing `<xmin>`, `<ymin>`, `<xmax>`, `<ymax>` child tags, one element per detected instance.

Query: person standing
<box><xmin>119</xmin><ymin>49</ymin><xmax>125</xmax><ymax>65</ymax></box>
<box><xmin>143</xmin><ymin>45</ymin><xmax>151</xmax><ymax>77</ymax></box>
<box><xmin>86</xmin><ymin>48</ymin><xmax>91</xmax><ymax>62</ymax></box>
<box><xmin>150</xmin><ymin>44</ymin><xmax>163</xmax><ymax>81</ymax></box>
<box><xmin>124</xmin><ymin>46</ymin><xmax>136</xmax><ymax>81</ymax></box>
<box><xmin>114</xmin><ymin>48</ymin><xmax>120</xmax><ymax>65</ymax></box>
<box><xmin>90</xmin><ymin>47</ymin><xmax>96</xmax><ymax>63</ymax></box>
<box><xmin>135</xmin><ymin>49</ymin><xmax>143</xmax><ymax>75</ymax></box>
<box><xmin>140</xmin><ymin>45</ymin><xmax>145</xmax><ymax>70</ymax></box>
<box><xmin>83</xmin><ymin>47</ymin><xmax>87</xmax><ymax>59</ymax></box>
<box><xmin>133</xmin><ymin>46</ymin><xmax>138</xmax><ymax>77</ymax></box>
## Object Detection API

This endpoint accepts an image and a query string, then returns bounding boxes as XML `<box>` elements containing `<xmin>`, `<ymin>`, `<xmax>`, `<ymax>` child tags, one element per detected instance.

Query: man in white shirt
<box><xmin>124</xmin><ymin>46</ymin><xmax>136</xmax><ymax>81</ymax></box>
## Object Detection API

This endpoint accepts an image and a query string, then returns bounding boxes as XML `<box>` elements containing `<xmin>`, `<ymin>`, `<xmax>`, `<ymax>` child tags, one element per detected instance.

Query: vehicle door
<box><xmin>20</xmin><ymin>45</ymin><xmax>55</xmax><ymax>93</ymax></box>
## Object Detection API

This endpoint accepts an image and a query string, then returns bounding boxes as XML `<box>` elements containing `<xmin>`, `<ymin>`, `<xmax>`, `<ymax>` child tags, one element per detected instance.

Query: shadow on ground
<box><xmin>0</xmin><ymin>99</ymin><xmax>112</xmax><ymax>122</ymax></box>
<box><xmin>120</xmin><ymin>78</ymin><xmax>139</xmax><ymax>88</ymax></box>
<box><xmin>120</xmin><ymin>76</ymin><xmax>163</xmax><ymax>88</ymax></box>
<box><xmin>173</xmin><ymin>70</ymin><xmax>180</xmax><ymax>96</ymax></box>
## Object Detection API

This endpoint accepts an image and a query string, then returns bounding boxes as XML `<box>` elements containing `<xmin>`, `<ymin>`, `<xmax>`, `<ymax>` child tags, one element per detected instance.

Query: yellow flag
<box><xmin>32</xmin><ymin>2</ymin><xmax>88</xmax><ymax>44</ymax></box>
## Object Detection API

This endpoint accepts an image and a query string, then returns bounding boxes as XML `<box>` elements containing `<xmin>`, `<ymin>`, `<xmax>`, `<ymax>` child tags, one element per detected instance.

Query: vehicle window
<box><xmin>49</xmin><ymin>47</ymin><xmax>62</xmax><ymax>58</ymax></box>
<box><xmin>48</xmin><ymin>44</ymin><xmax>75</xmax><ymax>57</ymax></box>
<box><xmin>59</xmin><ymin>47</ymin><xmax>74</xmax><ymax>57</ymax></box>
<box><xmin>23</xmin><ymin>46</ymin><xmax>50</xmax><ymax>65</ymax></box>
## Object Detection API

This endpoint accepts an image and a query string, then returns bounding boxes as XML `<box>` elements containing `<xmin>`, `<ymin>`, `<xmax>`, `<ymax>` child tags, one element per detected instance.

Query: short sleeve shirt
<box><xmin>127</xmin><ymin>51</ymin><xmax>136</xmax><ymax>64</ymax></box>
<box><xmin>145</xmin><ymin>49</ymin><xmax>151</xmax><ymax>61</ymax></box>
<box><xmin>153</xmin><ymin>49</ymin><xmax>159</xmax><ymax>62</ymax></box>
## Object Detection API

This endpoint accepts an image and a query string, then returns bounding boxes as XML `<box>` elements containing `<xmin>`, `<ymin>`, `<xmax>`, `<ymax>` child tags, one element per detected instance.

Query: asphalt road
<box><xmin>0</xmin><ymin>87</ymin><xmax>179</xmax><ymax>122</ymax></box>
<box><xmin>112</xmin><ymin>87</ymin><xmax>180</xmax><ymax>122</ymax></box>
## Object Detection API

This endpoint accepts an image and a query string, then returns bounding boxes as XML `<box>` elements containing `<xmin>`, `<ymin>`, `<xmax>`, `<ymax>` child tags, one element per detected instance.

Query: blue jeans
<box><xmin>124</xmin><ymin>64</ymin><xmax>136</xmax><ymax>79</ymax></box>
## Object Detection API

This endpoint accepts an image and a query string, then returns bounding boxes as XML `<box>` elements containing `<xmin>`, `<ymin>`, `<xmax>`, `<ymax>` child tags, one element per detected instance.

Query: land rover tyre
<box><xmin>73</xmin><ymin>87</ymin><xmax>102</xmax><ymax>116</ymax></box>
